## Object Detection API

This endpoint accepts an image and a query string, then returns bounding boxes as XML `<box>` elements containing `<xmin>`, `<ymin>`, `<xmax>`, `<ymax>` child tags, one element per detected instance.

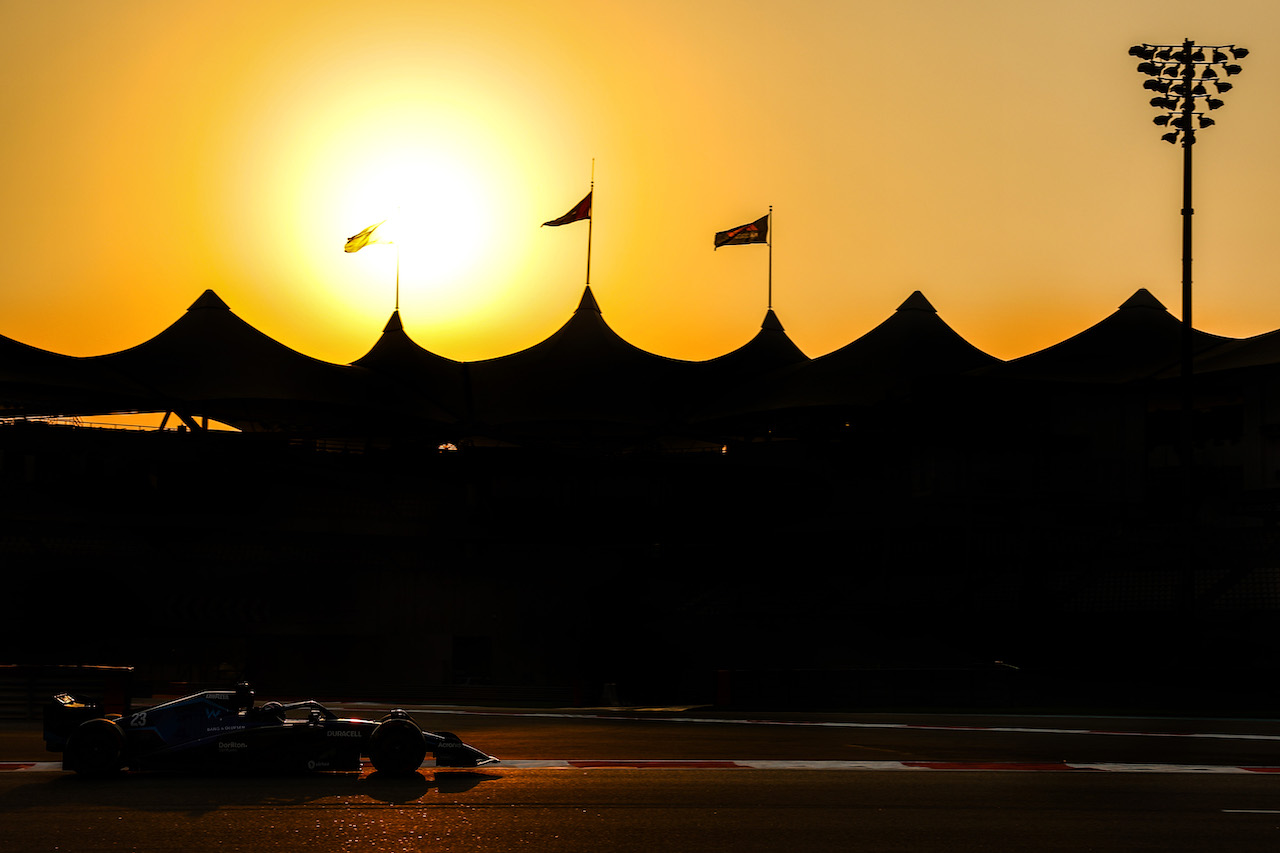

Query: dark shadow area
<box><xmin>1</xmin><ymin>417</ymin><xmax>1276</xmax><ymax>717</ymax></box>
<box><xmin>0</xmin><ymin>769</ymin><xmax>499</xmax><ymax>816</ymax></box>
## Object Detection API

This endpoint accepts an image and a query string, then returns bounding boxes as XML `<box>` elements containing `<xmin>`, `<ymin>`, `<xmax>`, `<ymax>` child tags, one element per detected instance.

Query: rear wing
<box><xmin>43</xmin><ymin>692</ymin><xmax>106</xmax><ymax>753</ymax></box>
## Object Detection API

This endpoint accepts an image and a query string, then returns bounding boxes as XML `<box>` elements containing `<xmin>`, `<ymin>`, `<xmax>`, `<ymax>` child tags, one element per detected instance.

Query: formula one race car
<box><xmin>43</xmin><ymin>683</ymin><xmax>497</xmax><ymax>777</ymax></box>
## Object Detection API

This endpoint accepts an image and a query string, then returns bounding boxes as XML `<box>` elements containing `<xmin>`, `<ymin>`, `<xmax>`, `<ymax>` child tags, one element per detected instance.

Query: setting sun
<box><xmin>328</xmin><ymin>144</ymin><xmax>499</xmax><ymax>304</ymax></box>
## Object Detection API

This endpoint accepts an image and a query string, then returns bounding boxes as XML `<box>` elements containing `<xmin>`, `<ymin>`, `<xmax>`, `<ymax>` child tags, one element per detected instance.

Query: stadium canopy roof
<box><xmin>462</xmin><ymin>287</ymin><xmax>687</xmax><ymax>441</ymax></box>
<box><xmin>87</xmin><ymin>290</ymin><xmax>404</xmax><ymax>433</ymax></box>
<box><xmin>0</xmin><ymin>332</ymin><xmax>147</xmax><ymax>418</ymax></box>
<box><xmin>665</xmin><ymin>308</ymin><xmax>809</xmax><ymax>416</ymax></box>
<box><xmin>3</xmin><ymin>284</ymin><xmax>1272</xmax><ymax>445</ymax></box>
<box><xmin>1172</xmin><ymin>327</ymin><xmax>1280</xmax><ymax>378</ymax></box>
<box><xmin>352</xmin><ymin>311</ymin><xmax>466</xmax><ymax>426</ymax></box>
<box><xmin>984</xmin><ymin>289</ymin><xmax>1231</xmax><ymax>385</ymax></box>
<box><xmin>353</xmin><ymin>291</ymin><xmax>810</xmax><ymax>446</ymax></box>
<box><xmin>697</xmin><ymin>290</ymin><xmax>998</xmax><ymax>422</ymax></box>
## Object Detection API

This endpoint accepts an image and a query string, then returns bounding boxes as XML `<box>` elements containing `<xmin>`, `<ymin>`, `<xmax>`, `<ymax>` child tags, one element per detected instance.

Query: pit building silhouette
<box><xmin>2</xmin><ymin>287</ymin><xmax>1276</xmax><ymax>712</ymax></box>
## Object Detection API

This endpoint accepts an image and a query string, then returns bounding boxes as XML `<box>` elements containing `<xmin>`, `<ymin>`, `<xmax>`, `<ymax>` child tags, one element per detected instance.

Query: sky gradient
<box><xmin>4</xmin><ymin>0</ymin><xmax>1279</xmax><ymax>365</ymax></box>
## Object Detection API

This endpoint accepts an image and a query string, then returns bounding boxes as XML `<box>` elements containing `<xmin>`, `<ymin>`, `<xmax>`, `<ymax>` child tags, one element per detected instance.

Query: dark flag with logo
<box><xmin>714</xmin><ymin>214</ymin><xmax>769</xmax><ymax>249</ymax></box>
<box><xmin>543</xmin><ymin>191</ymin><xmax>592</xmax><ymax>227</ymax></box>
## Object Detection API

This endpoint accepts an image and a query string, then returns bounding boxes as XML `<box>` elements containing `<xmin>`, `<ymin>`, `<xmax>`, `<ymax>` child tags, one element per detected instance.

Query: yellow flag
<box><xmin>344</xmin><ymin>220</ymin><xmax>391</xmax><ymax>253</ymax></box>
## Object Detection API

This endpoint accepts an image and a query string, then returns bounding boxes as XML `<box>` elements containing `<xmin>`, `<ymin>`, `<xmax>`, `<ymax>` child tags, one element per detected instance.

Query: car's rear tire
<box><xmin>368</xmin><ymin>717</ymin><xmax>426</xmax><ymax>776</ymax></box>
<box><xmin>66</xmin><ymin>717</ymin><xmax>126</xmax><ymax>776</ymax></box>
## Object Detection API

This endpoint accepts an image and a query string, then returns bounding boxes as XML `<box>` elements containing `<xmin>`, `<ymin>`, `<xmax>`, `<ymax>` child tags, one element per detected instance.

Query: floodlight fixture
<box><xmin>1131</xmin><ymin>38</ymin><xmax>1245</xmax><ymax>145</ymax></box>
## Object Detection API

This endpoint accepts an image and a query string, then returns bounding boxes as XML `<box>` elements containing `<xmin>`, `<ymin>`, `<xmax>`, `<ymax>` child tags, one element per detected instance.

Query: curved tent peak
<box><xmin>761</xmin><ymin>308</ymin><xmax>786</xmax><ymax>332</ymax></box>
<box><xmin>354</xmin><ymin>309</ymin><xmax>461</xmax><ymax>369</ymax></box>
<box><xmin>694</xmin><ymin>290</ymin><xmax>992</xmax><ymax>420</ymax></box>
<box><xmin>350</xmin><ymin>308</ymin><xmax>465</xmax><ymax>424</ymax></box>
<box><xmin>897</xmin><ymin>290</ymin><xmax>937</xmax><ymax>313</ymax></box>
<box><xmin>576</xmin><ymin>286</ymin><xmax>602</xmax><ymax>315</ymax></box>
<box><xmin>984</xmin><ymin>286</ymin><xmax>1227</xmax><ymax>384</ymax></box>
<box><xmin>704</xmin><ymin>308</ymin><xmax>807</xmax><ymax>370</ymax></box>
<box><xmin>1119</xmin><ymin>288</ymin><xmax>1167</xmax><ymax>311</ymax></box>
<box><xmin>188</xmin><ymin>289</ymin><xmax>230</xmax><ymax>311</ymax></box>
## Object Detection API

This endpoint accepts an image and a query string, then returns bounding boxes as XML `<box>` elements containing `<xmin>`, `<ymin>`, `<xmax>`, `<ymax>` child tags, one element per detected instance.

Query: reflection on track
<box><xmin>0</xmin><ymin>769</ymin><xmax>504</xmax><ymax>814</ymax></box>
<box><xmin>4</xmin><ymin>759</ymin><xmax>1280</xmax><ymax>851</ymax></box>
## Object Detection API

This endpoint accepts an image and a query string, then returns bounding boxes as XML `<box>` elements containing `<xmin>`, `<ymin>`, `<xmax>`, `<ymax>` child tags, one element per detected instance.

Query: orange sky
<box><xmin>3</xmin><ymin>0</ymin><xmax>1280</xmax><ymax>364</ymax></box>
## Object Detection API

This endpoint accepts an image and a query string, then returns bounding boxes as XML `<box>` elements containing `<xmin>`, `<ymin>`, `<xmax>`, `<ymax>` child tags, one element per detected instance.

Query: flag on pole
<box><xmin>344</xmin><ymin>220</ymin><xmax>391</xmax><ymax>252</ymax></box>
<box><xmin>714</xmin><ymin>214</ymin><xmax>769</xmax><ymax>249</ymax></box>
<box><xmin>542</xmin><ymin>192</ymin><xmax>592</xmax><ymax>227</ymax></box>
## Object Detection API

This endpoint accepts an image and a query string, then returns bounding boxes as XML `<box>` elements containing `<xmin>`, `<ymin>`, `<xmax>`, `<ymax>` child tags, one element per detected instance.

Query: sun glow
<box><xmin>282</xmin><ymin>124</ymin><xmax>522</xmax><ymax>326</ymax></box>
<box><xmin>204</xmin><ymin>26</ymin><xmax>565</xmax><ymax>360</ymax></box>
<box><xmin>337</xmin><ymin>149</ymin><xmax>494</xmax><ymax>292</ymax></box>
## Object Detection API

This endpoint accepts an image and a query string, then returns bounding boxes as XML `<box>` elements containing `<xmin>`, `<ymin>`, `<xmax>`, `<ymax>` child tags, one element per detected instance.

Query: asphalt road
<box><xmin>4</xmin><ymin>705</ymin><xmax>1280</xmax><ymax>851</ymax></box>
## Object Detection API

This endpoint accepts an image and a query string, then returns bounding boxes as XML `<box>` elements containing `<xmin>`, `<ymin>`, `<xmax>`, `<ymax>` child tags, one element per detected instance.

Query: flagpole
<box><xmin>767</xmin><ymin>205</ymin><xmax>773</xmax><ymax>310</ymax></box>
<box><xmin>394</xmin><ymin>205</ymin><xmax>401</xmax><ymax>313</ymax></box>
<box><xmin>585</xmin><ymin>159</ymin><xmax>595</xmax><ymax>288</ymax></box>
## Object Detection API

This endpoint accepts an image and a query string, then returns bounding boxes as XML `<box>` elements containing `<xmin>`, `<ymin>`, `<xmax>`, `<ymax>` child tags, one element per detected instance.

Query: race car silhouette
<box><xmin>44</xmin><ymin>683</ymin><xmax>497</xmax><ymax>776</ymax></box>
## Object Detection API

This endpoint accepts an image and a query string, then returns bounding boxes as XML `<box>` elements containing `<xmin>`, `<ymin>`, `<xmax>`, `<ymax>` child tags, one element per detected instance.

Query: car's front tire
<box><xmin>65</xmin><ymin>717</ymin><xmax>126</xmax><ymax>776</ymax></box>
<box><xmin>368</xmin><ymin>717</ymin><xmax>427</xmax><ymax>776</ymax></box>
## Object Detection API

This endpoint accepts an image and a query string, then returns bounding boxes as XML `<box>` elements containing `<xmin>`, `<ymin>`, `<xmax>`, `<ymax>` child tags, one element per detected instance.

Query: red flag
<box><xmin>543</xmin><ymin>191</ymin><xmax>592</xmax><ymax>227</ymax></box>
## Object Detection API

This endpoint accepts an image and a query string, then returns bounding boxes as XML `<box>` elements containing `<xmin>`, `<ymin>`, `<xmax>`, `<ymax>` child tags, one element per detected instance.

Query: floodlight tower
<box><xmin>1130</xmin><ymin>39</ymin><xmax>1247</xmax><ymax>514</ymax></box>
<box><xmin>1129</xmin><ymin>39</ymin><xmax>1247</xmax><ymax>388</ymax></box>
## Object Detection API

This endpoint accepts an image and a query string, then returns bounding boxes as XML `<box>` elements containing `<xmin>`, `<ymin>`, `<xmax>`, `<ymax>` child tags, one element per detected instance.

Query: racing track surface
<box><xmin>4</xmin><ymin>706</ymin><xmax>1280</xmax><ymax>852</ymax></box>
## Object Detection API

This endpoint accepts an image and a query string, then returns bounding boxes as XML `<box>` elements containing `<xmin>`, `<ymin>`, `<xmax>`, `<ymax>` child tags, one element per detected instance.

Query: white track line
<box><xmin>495</xmin><ymin>760</ymin><xmax>1280</xmax><ymax>773</ymax></box>
<box><xmin>333</xmin><ymin>704</ymin><xmax>1280</xmax><ymax>745</ymax></box>
<box><xmin>6</xmin><ymin>759</ymin><xmax>1279</xmax><ymax>773</ymax></box>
